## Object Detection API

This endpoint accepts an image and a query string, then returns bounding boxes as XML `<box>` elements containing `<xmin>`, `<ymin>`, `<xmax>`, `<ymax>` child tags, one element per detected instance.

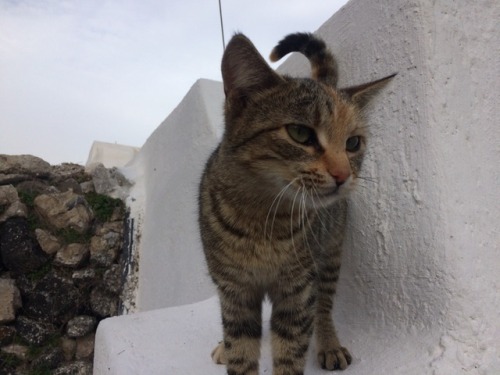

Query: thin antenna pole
<box><xmin>218</xmin><ymin>0</ymin><xmax>226</xmax><ymax>50</ymax></box>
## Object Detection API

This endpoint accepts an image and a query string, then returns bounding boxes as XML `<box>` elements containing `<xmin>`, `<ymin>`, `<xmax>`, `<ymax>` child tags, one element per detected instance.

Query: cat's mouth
<box><xmin>315</xmin><ymin>184</ymin><xmax>350</xmax><ymax>202</ymax></box>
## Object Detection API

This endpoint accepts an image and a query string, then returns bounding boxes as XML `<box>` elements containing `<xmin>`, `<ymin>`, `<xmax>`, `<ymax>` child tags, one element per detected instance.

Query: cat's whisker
<box><xmin>265</xmin><ymin>178</ymin><xmax>299</xmax><ymax>242</ymax></box>
<box><xmin>299</xmin><ymin>189</ymin><xmax>318</xmax><ymax>275</ymax></box>
<box><xmin>356</xmin><ymin>176</ymin><xmax>379</xmax><ymax>184</ymax></box>
<box><xmin>289</xmin><ymin>185</ymin><xmax>302</xmax><ymax>257</ymax></box>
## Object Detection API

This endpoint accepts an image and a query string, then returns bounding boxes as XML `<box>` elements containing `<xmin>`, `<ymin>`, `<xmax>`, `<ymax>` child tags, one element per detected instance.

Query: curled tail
<box><xmin>270</xmin><ymin>32</ymin><xmax>338</xmax><ymax>88</ymax></box>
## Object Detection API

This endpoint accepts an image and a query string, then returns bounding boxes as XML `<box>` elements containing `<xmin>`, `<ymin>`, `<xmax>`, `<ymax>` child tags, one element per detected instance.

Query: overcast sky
<box><xmin>0</xmin><ymin>0</ymin><xmax>348</xmax><ymax>165</ymax></box>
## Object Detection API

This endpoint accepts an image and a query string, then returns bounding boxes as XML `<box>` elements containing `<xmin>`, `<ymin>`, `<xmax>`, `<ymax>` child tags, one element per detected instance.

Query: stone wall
<box><xmin>0</xmin><ymin>155</ymin><xmax>132</xmax><ymax>375</ymax></box>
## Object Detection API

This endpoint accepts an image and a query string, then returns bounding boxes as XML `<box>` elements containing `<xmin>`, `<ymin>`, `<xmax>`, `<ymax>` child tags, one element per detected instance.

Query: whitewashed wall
<box><xmin>95</xmin><ymin>0</ymin><xmax>499</xmax><ymax>373</ymax></box>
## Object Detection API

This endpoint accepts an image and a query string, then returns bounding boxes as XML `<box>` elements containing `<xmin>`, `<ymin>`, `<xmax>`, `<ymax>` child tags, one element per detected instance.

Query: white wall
<box><xmin>122</xmin><ymin>78</ymin><xmax>223</xmax><ymax>310</ymax></box>
<box><xmin>95</xmin><ymin>0</ymin><xmax>499</xmax><ymax>373</ymax></box>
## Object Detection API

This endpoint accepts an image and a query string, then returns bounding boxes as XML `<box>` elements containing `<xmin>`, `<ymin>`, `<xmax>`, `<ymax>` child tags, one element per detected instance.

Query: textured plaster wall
<box><xmin>280</xmin><ymin>1</ymin><xmax>498</xmax><ymax>372</ymax></box>
<box><xmin>95</xmin><ymin>0</ymin><xmax>499</xmax><ymax>373</ymax></box>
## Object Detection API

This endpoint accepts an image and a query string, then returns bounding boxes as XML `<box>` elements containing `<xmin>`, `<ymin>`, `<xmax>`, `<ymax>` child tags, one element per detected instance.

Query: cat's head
<box><xmin>220</xmin><ymin>32</ymin><xmax>394</xmax><ymax>206</ymax></box>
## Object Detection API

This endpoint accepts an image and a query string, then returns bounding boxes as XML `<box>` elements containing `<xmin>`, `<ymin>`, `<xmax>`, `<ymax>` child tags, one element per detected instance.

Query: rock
<box><xmin>51</xmin><ymin>163</ymin><xmax>87</xmax><ymax>181</ymax></box>
<box><xmin>0</xmin><ymin>154</ymin><xmax>51</xmax><ymax>177</ymax></box>
<box><xmin>31</xmin><ymin>346</ymin><xmax>64</xmax><ymax>370</ymax></box>
<box><xmin>71</xmin><ymin>268</ymin><xmax>96</xmax><ymax>286</ymax></box>
<box><xmin>53</xmin><ymin>360</ymin><xmax>93</xmax><ymax>375</ymax></box>
<box><xmin>60</xmin><ymin>336</ymin><xmax>77</xmax><ymax>361</ymax></box>
<box><xmin>16</xmin><ymin>315</ymin><xmax>57</xmax><ymax>345</ymax></box>
<box><xmin>66</xmin><ymin>316</ymin><xmax>96</xmax><ymax>338</ymax></box>
<box><xmin>0</xmin><ymin>279</ymin><xmax>22</xmax><ymax>323</ymax></box>
<box><xmin>90</xmin><ymin>288</ymin><xmax>118</xmax><ymax>317</ymax></box>
<box><xmin>1</xmin><ymin>343</ymin><xmax>29</xmax><ymax>361</ymax></box>
<box><xmin>34</xmin><ymin>191</ymin><xmax>93</xmax><ymax>233</ymax></box>
<box><xmin>58</xmin><ymin>178</ymin><xmax>83</xmax><ymax>194</ymax></box>
<box><xmin>0</xmin><ymin>325</ymin><xmax>16</xmax><ymax>345</ymax></box>
<box><xmin>35</xmin><ymin>228</ymin><xmax>62</xmax><ymax>255</ymax></box>
<box><xmin>0</xmin><ymin>200</ymin><xmax>28</xmax><ymax>222</ymax></box>
<box><xmin>97</xmin><ymin>221</ymin><xmax>124</xmax><ymax>236</ymax></box>
<box><xmin>103</xmin><ymin>264</ymin><xmax>122</xmax><ymax>294</ymax></box>
<box><xmin>0</xmin><ymin>185</ymin><xmax>18</xmax><ymax>206</ymax></box>
<box><xmin>54</xmin><ymin>244</ymin><xmax>89</xmax><ymax>268</ymax></box>
<box><xmin>90</xmin><ymin>232</ymin><xmax>121</xmax><ymax>266</ymax></box>
<box><xmin>80</xmin><ymin>181</ymin><xmax>95</xmax><ymax>194</ymax></box>
<box><xmin>91</xmin><ymin>163</ymin><xmax>131</xmax><ymax>199</ymax></box>
<box><xmin>0</xmin><ymin>217</ymin><xmax>48</xmax><ymax>274</ymax></box>
<box><xmin>23</xmin><ymin>272</ymin><xmax>80</xmax><ymax>320</ymax></box>
<box><xmin>16</xmin><ymin>179</ymin><xmax>58</xmax><ymax>196</ymax></box>
<box><xmin>75</xmin><ymin>333</ymin><xmax>95</xmax><ymax>360</ymax></box>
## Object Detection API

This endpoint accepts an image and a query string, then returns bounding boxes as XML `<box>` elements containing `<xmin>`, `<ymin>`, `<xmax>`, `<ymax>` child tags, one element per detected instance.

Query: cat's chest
<box><xmin>229</xmin><ymin>234</ymin><xmax>311</xmax><ymax>274</ymax></box>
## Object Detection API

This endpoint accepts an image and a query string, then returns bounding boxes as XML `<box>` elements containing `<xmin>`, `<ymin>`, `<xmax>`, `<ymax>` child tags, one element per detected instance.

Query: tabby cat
<box><xmin>198</xmin><ymin>32</ymin><xmax>394</xmax><ymax>375</ymax></box>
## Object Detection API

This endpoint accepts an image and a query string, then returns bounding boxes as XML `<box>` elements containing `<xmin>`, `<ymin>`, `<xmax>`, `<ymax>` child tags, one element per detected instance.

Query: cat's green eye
<box><xmin>286</xmin><ymin>125</ymin><xmax>315</xmax><ymax>145</ymax></box>
<box><xmin>346</xmin><ymin>136</ymin><xmax>361</xmax><ymax>152</ymax></box>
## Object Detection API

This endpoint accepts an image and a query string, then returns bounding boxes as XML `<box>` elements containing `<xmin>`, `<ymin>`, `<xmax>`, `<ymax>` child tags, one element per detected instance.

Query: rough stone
<box><xmin>75</xmin><ymin>333</ymin><xmax>95</xmax><ymax>360</ymax></box>
<box><xmin>91</xmin><ymin>163</ymin><xmax>131</xmax><ymax>199</ymax></box>
<box><xmin>57</xmin><ymin>178</ymin><xmax>83</xmax><ymax>194</ymax></box>
<box><xmin>72</xmin><ymin>268</ymin><xmax>97</xmax><ymax>286</ymax></box>
<box><xmin>16</xmin><ymin>315</ymin><xmax>57</xmax><ymax>345</ymax></box>
<box><xmin>0</xmin><ymin>325</ymin><xmax>16</xmax><ymax>346</ymax></box>
<box><xmin>0</xmin><ymin>279</ymin><xmax>22</xmax><ymax>323</ymax></box>
<box><xmin>0</xmin><ymin>217</ymin><xmax>48</xmax><ymax>274</ymax></box>
<box><xmin>0</xmin><ymin>173</ymin><xmax>32</xmax><ymax>185</ymax></box>
<box><xmin>1</xmin><ymin>343</ymin><xmax>29</xmax><ymax>361</ymax></box>
<box><xmin>35</xmin><ymin>228</ymin><xmax>62</xmax><ymax>255</ymax></box>
<box><xmin>67</xmin><ymin>316</ymin><xmax>96</xmax><ymax>338</ymax></box>
<box><xmin>54</xmin><ymin>243</ymin><xmax>89</xmax><ymax>268</ymax></box>
<box><xmin>0</xmin><ymin>154</ymin><xmax>51</xmax><ymax>177</ymax></box>
<box><xmin>60</xmin><ymin>336</ymin><xmax>77</xmax><ymax>361</ymax></box>
<box><xmin>0</xmin><ymin>185</ymin><xmax>18</xmax><ymax>206</ymax></box>
<box><xmin>90</xmin><ymin>288</ymin><xmax>118</xmax><ymax>317</ymax></box>
<box><xmin>34</xmin><ymin>190</ymin><xmax>93</xmax><ymax>233</ymax></box>
<box><xmin>31</xmin><ymin>346</ymin><xmax>64</xmax><ymax>370</ymax></box>
<box><xmin>97</xmin><ymin>221</ymin><xmax>124</xmax><ymax>236</ymax></box>
<box><xmin>80</xmin><ymin>181</ymin><xmax>95</xmax><ymax>194</ymax></box>
<box><xmin>0</xmin><ymin>158</ymin><xmax>127</xmax><ymax>372</ymax></box>
<box><xmin>51</xmin><ymin>163</ymin><xmax>86</xmax><ymax>181</ymax></box>
<box><xmin>103</xmin><ymin>264</ymin><xmax>123</xmax><ymax>294</ymax></box>
<box><xmin>90</xmin><ymin>232</ymin><xmax>120</xmax><ymax>266</ymax></box>
<box><xmin>53</xmin><ymin>360</ymin><xmax>93</xmax><ymax>375</ymax></box>
<box><xmin>16</xmin><ymin>179</ymin><xmax>57</xmax><ymax>196</ymax></box>
<box><xmin>23</xmin><ymin>272</ymin><xmax>80</xmax><ymax>320</ymax></box>
<box><xmin>0</xmin><ymin>200</ymin><xmax>28</xmax><ymax>222</ymax></box>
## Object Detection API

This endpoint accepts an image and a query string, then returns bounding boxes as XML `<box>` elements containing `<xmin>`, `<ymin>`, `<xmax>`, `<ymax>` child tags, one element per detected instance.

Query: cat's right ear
<box><xmin>222</xmin><ymin>33</ymin><xmax>283</xmax><ymax>108</ymax></box>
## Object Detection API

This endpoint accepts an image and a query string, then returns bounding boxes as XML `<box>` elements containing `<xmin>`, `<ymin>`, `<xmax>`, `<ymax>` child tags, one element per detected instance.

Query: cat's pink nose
<box><xmin>330</xmin><ymin>171</ymin><xmax>350</xmax><ymax>186</ymax></box>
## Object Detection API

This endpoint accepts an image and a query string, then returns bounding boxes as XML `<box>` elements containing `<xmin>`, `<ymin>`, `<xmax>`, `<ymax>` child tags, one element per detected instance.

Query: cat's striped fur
<box><xmin>199</xmin><ymin>32</ymin><xmax>394</xmax><ymax>375</ymax></box>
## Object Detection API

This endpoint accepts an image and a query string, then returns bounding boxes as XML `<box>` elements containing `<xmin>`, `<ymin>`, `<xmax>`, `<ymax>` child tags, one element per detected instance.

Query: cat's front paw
<box><xmin>211</xmin><ymin>341</ymin><xmax>227</xmax><ymax>365</ymax></box>
<box><xmin>317</xmin><ymin>345</ymin><xmax>352</xmax><ymax>371</ymax></box>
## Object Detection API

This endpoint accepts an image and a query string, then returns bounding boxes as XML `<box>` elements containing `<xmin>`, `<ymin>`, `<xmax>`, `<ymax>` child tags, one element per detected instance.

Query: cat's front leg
<box><xmin>269</xmin><ymin>279</ymin><xmax>316</xmax><ymax>375</ymax></box>
<box><xmin>315</xmin><ymin>264</ymin><xmax>352</xmax><ymax>371</ymax></box>
<box><xmin>215</xmin><ymin>287</ymin><xmax>263</xmax><ymax>375</ymax></box>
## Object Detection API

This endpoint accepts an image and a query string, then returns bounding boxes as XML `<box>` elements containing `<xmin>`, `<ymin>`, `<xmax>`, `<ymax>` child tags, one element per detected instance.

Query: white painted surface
<box><xmin>85</xmin><ymin>141</ymin><xmax>140</xmax><ymax>170</ymax></box>
<box><xmin>121</xmin><ymin>78</ymin><xmax>223</xmax><ymax>311</ymax></box>
<box><xmin>94</xmin><ymin>0</ymin><xmax>499</xmax><ymax>374</ymax></box>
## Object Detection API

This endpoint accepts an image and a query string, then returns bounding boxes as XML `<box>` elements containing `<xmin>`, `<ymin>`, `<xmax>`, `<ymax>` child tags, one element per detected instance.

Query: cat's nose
<box><xmin>333</xmin><ymin>173</ymin><xmax>349</xmax><ymax>186</ymax></box>
<box><xmin>329</xmin><ymin>170</ymin><xmax>350</xmax><ymax>186</ymax></box>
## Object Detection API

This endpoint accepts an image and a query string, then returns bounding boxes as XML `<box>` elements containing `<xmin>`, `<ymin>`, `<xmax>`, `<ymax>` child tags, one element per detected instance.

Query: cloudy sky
<box><xmin>0</xmin><ymin>0</ymin><xmax>348</xmax><ymax>165</ymax></box>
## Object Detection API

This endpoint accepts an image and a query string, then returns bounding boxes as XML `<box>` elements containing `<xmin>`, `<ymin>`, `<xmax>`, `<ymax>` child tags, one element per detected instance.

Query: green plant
<box><xmin>28</xmin><ymin>366</ymin><xmax>52</xmax><ymax>375</ymax></box>
<box><xmin>85</xmin><ymin>192</ymin><xmax>124</xmax><ymax>222</ymax></box>
<box><xmin>18</xmin><ymin>190</ymin><xmax>37</xmax><ymax>208</ymax></box>
<box><xmin>56</xmin><ymin>227</ymin><xmax>91</xmax><ymax>244</ymax></box>
<box><xmin>0</xmin><ymin>352</ymin><xmax>23</xmax><ymax>369</ymax></box>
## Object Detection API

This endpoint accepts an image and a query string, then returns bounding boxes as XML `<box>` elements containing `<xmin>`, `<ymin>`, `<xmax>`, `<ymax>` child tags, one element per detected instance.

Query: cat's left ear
<box><xmin>342</xmin><ymin>73</ymin><xmax>396</xmax><ymax>109</ymax></box>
